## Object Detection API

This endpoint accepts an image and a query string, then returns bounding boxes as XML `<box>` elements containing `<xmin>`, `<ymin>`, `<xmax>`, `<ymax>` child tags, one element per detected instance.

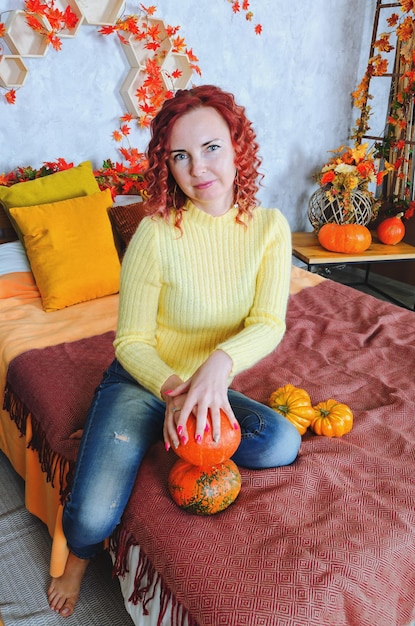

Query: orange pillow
<box><xmin>9</xmin><ymin>190</ymin><xmax>120</xmax><ymax>311</ymax></box>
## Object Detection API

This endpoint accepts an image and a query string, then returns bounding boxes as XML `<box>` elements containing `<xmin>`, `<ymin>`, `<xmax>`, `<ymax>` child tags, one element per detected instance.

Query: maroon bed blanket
<box><xmin>4</xmin><ymin>279</ymin><xmax>415</xmax><ymax>626</ymax></box>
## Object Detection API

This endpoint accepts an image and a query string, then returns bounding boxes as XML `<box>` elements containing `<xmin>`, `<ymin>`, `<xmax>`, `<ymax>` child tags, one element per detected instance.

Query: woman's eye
<box><xmin>207</xmin><ymin>144</ymin><xmax>220</xmax><ymax>152</ymax></box>
<box><xmin>173</xmin><ymin>153</ymin><xmax>188</xmax><ymax>162</ymax></box>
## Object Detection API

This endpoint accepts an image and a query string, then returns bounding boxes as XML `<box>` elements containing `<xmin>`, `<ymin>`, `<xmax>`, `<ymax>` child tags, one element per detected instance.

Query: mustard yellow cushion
<box><xmin>9</xmin><ymin>190</ymin><xmax>120</xmax><ymax>312</ymax></box>
<box><xmin>0</xmin><ymin>161</ymin><xmax>100</xmax><ymax>241</ymax></box>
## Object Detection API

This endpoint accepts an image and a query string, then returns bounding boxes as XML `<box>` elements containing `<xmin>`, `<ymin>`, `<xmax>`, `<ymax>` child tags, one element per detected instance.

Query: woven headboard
<box><xmin>0</xmin><ymin>204</ymin><xmax>18</xmax><ymax>243</ymax></box>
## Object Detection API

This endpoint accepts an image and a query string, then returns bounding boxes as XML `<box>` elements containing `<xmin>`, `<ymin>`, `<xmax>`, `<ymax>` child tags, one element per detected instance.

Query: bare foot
<box><xmin>47</xmin><ymin>551</ymin><xmax>89</xmax><ymax>617</ymax></box>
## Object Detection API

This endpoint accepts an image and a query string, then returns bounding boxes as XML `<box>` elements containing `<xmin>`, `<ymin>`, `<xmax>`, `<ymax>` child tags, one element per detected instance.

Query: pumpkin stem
<box><xmin>275</xmin><ymin>404</ymin><xmax>289</xmax><ymax>416</ymax></box>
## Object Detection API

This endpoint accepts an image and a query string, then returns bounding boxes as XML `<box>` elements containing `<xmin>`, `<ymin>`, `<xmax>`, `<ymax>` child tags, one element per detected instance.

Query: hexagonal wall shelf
<box><xmin>0</xmin><ymin>55</ymin><xmax>28</xmax><ymax>88</ymax></box>
<box><xmin>53</xmin><ymin>0</ymin><xmax>84</xmax><ymax>37</ymax></box>
<box><xmin>72</xmin><ymin>0</ymin><xmax>125</xmax><ymax>26</ymax></box>
<box><xmin>161</xmin><ymin>52</ymin><xmax>193</xmax><ymax>92</ymax></box>
<box><xmin>1</xmin><ymin>6</ymin><xmax>196</xmax><ymax>124</ymax></box>
<box><xmin>3</xmin><ymin>10</ymin><xmax>51</xmax><ymax>57</ymax></box>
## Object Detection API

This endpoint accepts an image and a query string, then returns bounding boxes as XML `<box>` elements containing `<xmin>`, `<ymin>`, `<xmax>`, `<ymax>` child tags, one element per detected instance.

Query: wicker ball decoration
<box><xmin>308</xmin><ymin>187</ymin><xmax>373</xmax><ymax>232</ymax></box>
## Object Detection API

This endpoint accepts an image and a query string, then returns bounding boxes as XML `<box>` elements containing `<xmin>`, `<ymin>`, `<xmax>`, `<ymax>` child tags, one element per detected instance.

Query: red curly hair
<box><xmin>143</xmin><ymin>85</ymin><xmax>263</xmax><ymax>227</ymax></box>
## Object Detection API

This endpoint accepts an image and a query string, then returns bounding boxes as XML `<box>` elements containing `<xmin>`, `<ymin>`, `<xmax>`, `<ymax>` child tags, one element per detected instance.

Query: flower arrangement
<box><xmin>315</xmin><ymin>142</ymin><xmax>386</xmax><ymax>218</ymax></box>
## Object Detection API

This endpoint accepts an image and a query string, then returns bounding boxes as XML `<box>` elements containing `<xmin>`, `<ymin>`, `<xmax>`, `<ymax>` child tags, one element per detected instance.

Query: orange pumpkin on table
<box><xmin>318</xmin><ymin>223</ymin><xmax>372</xmax><ymax>253</ymax></box>
<box><xmin>376</xmin><ymin>213</ymin><xmax>405</xmax><ymax>245</ymax></box>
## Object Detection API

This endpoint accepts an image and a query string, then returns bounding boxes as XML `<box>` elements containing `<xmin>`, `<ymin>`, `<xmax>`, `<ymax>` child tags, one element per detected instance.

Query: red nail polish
<box><xmin>196</xmin><ymin>434</ymin><xmax>202</xmax><ymax>444</ymax></box>
<box><xmin>177</xmin><ymin>425</ymin><xmax>183</xmax><ymax>436</ymax></box>
<box><xmin>180</xmin><ymin>436</ymin><xmax>187</xmax><ymax>445</ymax></box>
<box><xmin>233</xmin><ymin>422</ymin><xmax>239</xmax><ymax>430</ymax></box>
<box><xmin>204</xmin><ymin>423</ymin><xmax>210</xmax><ymax>433</ymax></box>
<box><xmin>165</xmin><ymin>442</ymin><xmax>170</xmax><ymax>452</ymax></box>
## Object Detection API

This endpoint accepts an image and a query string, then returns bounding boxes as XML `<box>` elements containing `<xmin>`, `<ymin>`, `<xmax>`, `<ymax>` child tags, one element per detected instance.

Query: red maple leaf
<box><xmin>147</xmin><ymin>23</ymin><xmax>161</xmax><ymax>40</ymax></box>
<box><xmin>0</xmin><ymin>22</ymin><xmax>6</xmax><ymax>38</ymax></box>
<box><xmin>98</xmin><ymin>25</ymin><xmax>116</xmax><ymax>35</ymax></box>
<box><xmin>5</xmin><ymin>89</ymin><xmax>16</xmax><ymax>104</ymax></box>
<box><xmin>25</xmin><ymin>15</ymin><xmax>44</xmax><ymax>33</ymax></box>
<box><xmin>24</xmin><ymin>0</ymin><xmax>48</xmax><ymax>13</ymax></box>
<box><xmin>171</xmin><ymin>69</ymin><xmax>182</xmax><ymax>79</ymax></box>
<box><xmin>255</xmin><ymin>24</ymin><xmax>263</xmax><ymax>35</ymax></box>
<box><xmin>63</xmin><ymin>6</ymin><xmax>79</xmax><ymax>30</ymax></box>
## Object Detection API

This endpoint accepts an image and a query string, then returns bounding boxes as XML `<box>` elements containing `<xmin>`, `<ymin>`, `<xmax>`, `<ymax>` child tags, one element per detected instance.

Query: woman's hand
<box><xmin>165</xmin><ymin>350</ymin><xmax>237</xmax><ymax>447</ymax></box>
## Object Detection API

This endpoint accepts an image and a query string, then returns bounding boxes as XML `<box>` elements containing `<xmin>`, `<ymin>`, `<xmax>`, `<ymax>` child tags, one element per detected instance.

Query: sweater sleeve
<box><xmin>217</xmin><ymin>209</ymin><xmax>292</xmax><ymax>378</ymax></box>
<box><xmin>113</xmin><ymin>218</ymin><xmax>176</xmax><ymax>397</ymax></box>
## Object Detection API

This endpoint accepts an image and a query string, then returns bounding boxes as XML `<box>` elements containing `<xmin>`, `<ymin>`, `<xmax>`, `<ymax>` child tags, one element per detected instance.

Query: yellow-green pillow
<box><xmin>0</xmin><ymin>161</ymin><xmax>100</xmax><ymax>241</ymax></box>
<box><xmin>9</xmin><ymin>190</ymin><xmax>120</xmax><ymax>312</ymax></box>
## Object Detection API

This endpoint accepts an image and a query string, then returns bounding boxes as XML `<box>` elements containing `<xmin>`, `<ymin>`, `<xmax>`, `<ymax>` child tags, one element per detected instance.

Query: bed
<box><xmin>1</xmin><ymin>166</ymin><xmax>415</xmax><ymax>626</ymax></box>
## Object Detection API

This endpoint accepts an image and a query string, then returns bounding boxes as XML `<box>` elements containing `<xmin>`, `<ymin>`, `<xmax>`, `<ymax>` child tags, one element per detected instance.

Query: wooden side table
<box><xmin>292</xmin><ymin>231</ymin><xmax>415</xmax><ymax>310</ymax></box>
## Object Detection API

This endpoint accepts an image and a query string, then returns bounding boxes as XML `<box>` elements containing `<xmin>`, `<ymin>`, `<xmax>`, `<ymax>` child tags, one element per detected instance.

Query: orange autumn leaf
<box><xmin>242</xmin><ymin>0</ymin><xmax>250</xmax><ymax>9</ymax></box>
<box><xmin>120</xmin><ymin>124</ymin><xmax>131</xmax><ymax>136</ymax></box>
<box><xmin>5</xmin><ymin>89</ymin><xmax>16</xmax><ymax>104</ymax></box>
<box><xmin>25</xmin><ymin>15</ymin><xmax>44</xmax><ymax>33</ymax></box>
<box><xmin>112</xmin><ymin>130</ymin><xmax>123</xmax><ymax>142</ymax></box>
<box><xmin>0</xmin><ymin>22</ymin><xmax>6</xmax><ymax>37</ymax></box>
<box><xmin>146</xmin><ymin>41</ymin><xmax>161</xmax><ymax>51</ymax></box>
<box><xmin>232</xmin><ymin>2</ymin><xmax>241</xmax><ymax>14</ymax></box>
<box><xmin>255</xmin><ymin>23</ymin><xmax>262</xmax><ymax>35</ymax></box>
<box><xmin>140</xmin><ymin>4</ymin><xmax>157</xmax><ymax>16</ymax></box>
<box><xmin>399</xmin><ymin>0</ymin><xmax>415</xmax><ymax>13</ymax></box>
<box><xmin>147</xmin><ymin>23</ymin><xmax>161</xmax><ymax>40</ymax></box>
<box><xmin>120</xmin><ymin>113</ymin><xmax>133</xmax><ymax>122</ymax></box>
<box><xmin>99</xmin><ymin>25</ymin><xmax>117</xmax><ymax>35</ymax></box>
<box><xmin>24</xmin><ymin>0</ymin><xmax>48</xmax><ymax>13</ymax></box>
<box><xmin>374</xmin><ymin>33</ymin><xmax>393</xmax><ymax>52</ymax></box>
<box><xmin>396</xmin><ymin>16</ymin><xmax>414</xmax><ymax>41</ymax></box>
<box><xmin>63</xmin><ymin>6</ymin><xmax>79</xmax><ymax>30</ymax></box>
<box><xmin>172</xmin><ymin>36</ymin><xmax>186</xmax><ymax>52</ymax></box>
<box><xmin>166</xmin><ymin>25</ymin><xmax>180</xmax><ymax>37</ymax></box>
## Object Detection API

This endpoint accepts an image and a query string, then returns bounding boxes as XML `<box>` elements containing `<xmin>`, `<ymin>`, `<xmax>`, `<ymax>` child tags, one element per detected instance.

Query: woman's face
<box><xmin>168</xmin><ymin>106</ymin><xmax>236</xmax><ymax>216</ymax></box>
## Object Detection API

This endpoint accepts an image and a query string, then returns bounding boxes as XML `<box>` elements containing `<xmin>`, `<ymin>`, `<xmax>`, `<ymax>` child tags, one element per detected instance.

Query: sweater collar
<box><xmin>183</xmin><ymin>199</ymin><xmax>239</xmax><ymax>226</ymax></box>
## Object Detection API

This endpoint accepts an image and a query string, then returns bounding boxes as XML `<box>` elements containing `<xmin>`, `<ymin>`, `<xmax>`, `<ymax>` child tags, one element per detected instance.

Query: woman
<box><xmin>48</xmin><ymin>84</ymin><xmax>301</xmax><ymax>617</ymax></box>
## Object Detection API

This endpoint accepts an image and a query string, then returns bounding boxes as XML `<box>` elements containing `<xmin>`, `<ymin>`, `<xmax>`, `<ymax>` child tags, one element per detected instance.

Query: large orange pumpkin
<box><xmin>318</xmin><ymin>223</ymin><xmax>372</xmax><ymax>253</ymax></box>
<box><xmin>376</xmin><ymin>213</ymin><xmax>405</xmax><ymax>245</ymax></box>
<box><xmin>174</xmin><ymin>409</ymin><xmax>241</xmax><ymax>466</ymax></box>
<box><xmin>168</xmin><ymin>458</ymin><xmax>241</xmax><ymax>515</ymax></box>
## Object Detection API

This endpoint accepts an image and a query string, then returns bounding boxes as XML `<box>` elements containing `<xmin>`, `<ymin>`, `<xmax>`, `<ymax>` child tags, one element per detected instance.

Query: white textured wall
<box><xmin>0</xmin><ymin>0</ymin><xmax>377</xmax><ymax>230</ymax></box>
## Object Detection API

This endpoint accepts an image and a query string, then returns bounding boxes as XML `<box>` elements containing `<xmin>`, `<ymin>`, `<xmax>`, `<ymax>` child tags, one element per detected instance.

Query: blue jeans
<box><xmin>63</xmin><ymin>359</ymin><xmax>301</xmax><ymax>559</ymax></box>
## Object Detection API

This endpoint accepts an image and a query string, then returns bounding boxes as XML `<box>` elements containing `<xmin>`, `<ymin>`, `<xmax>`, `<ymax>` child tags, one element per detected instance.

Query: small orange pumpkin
<box><xmin>269</xmin><ymin>384</ymin><xmax>314</xmax><ymax>435</ymax></box>
<box><xmin>174</xmin><ymin>410</ymin><xmax>241</xmax><ymax>466</ymax></box>
<box><xmin>318</xmin><ymin>223</ymin><xmax>372</xmax><ymax>253</ymax></box>
<box><xmin>168</xmin><ymin>458</ymin><xmax>242</xmax><ymax>515</ymax></box>
<box><xmin>310</xmin><ymin>399</ymin><xmax>353</xmax><ymax>437</ymax></box>
<box><xmin>376</xmin><ymin>213</ymin><xmax>405</xmax><ymax>245</ymax></box>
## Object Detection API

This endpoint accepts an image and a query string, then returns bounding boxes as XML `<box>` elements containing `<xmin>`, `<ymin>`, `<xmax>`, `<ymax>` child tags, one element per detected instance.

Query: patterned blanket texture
<box><xmin>4</xmin><ymin>279</ymin><xmax>415</xmax><ymax>626</ymax></box>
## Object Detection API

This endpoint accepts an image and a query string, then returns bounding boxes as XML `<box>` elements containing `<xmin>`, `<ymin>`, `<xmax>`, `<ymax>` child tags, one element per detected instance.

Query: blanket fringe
<box><xmin>111</xmin><ymin>527</ymin><xmax>199</xmax><ymax>626</ymax></box>
<box><xmin>3</xmin><ymin>384</ymin><xmax>73</xmax><ymax>502</ymax></box>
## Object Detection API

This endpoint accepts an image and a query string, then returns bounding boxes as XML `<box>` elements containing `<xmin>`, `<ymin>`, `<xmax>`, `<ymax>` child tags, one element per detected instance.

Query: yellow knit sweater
<box><xmin>114</xmin><ymin>201</ymin><xmax>292</xmax><ymax>398</ymax></box>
